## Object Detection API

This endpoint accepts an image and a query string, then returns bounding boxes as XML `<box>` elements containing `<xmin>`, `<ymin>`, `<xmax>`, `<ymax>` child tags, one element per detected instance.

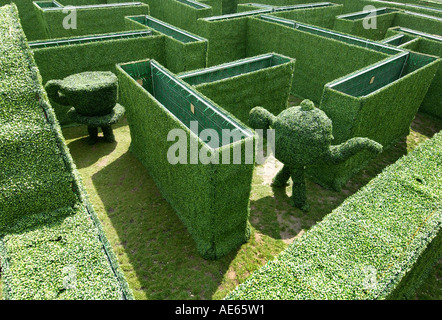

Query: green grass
<box><xmin>5</xmin><ymin>97</ymin><xmax>436</xmax><ymax>300</ymax></box>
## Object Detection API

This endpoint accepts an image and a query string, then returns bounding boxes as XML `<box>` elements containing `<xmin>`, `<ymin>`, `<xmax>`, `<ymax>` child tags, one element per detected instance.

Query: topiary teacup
<box><xmin>45</xmin><ymin>71</ymin><xmax>118</xmax><ymax>117</ymax></box>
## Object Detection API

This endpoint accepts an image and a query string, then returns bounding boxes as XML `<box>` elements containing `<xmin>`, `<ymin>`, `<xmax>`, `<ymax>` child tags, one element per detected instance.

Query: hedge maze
<box><xmin>0</xmin><ymin>0</ymin><xmax>441</xmax><ymax>300</ymax></box>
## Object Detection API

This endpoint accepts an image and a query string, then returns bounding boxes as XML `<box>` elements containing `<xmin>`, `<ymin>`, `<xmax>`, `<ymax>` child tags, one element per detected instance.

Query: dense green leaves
<box><xmin>117</xmin><ymin>60</ymin><xmax>255</xmax><ymax>260</ymax></box>
<box><xmin>0</xmin><ymin>4</ymin><xmax>133</xmax><ymax>300</ymax></box>
<box><xmin>227</xmin><ymin>131</ymin><xmax>442</xmax><ymax>300</ymax></box>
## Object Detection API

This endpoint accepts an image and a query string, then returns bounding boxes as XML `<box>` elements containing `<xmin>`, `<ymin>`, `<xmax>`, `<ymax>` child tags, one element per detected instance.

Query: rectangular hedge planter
<box><xmin>386</xmin><ymin>27</ymin><xmax>442</xmax><ymax>119</ymax></box>
<box><xmin>308</xmin><ymin>51</ymin><xmax>440</xmax><ymax>190</ymax></box>
<box><xmin>247</xmin><ymin>16</ymin><xmax>391</xmax><ymax>102</ymax></box>
<box><xmin>198</xmin><ymin>3</ymin><xmax>341</xmax><ymax>66</ymax></box>
<box><xmin>334</xmin><ymin>7</ymin><xmax>399</xmax><ymax>40</ymax></box>
<box><xmin>116</xmin><ymin>59</ymin><xmax>255</xmax><ymax>260</ymax></box>
<box><xmin>125</xmin><ymin>15</ymin><xmax>208</xmax><ymax>73</ymax></box>
<box><xmin>33</xmin><ymin>1</ymin><xmax>150</xmax><ymax>39</ymax></box>
<box><xmin>178</xmin><ymin>53</ymin><xmax>295</xmax><ymax>124</ymax></box>
<box><xmin>159</xmin><ymin>0</ymin><xmax>213</xmax><ymax>34</ymax></box>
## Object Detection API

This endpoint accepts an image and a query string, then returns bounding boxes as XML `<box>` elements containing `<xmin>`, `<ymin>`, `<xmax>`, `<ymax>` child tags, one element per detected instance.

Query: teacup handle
<box><xmin>45</xmin><ymin>80</ymin><xmax>70</xmax><ymax>106</ymax></box>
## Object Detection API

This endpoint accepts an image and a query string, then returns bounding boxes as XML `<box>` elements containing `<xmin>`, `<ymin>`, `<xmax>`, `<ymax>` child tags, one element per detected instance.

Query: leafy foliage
<box><xmin>227</xmin><ymin>130</ymin><xmax>442</xmax><ymax>300</ymax></box>
<box><xmin>45</xmin><ymin>71</ymin><xmax>118</xmax><ymax>116</ymax></box>
<box><xmin>249</xmin><ymin>100</ymin><xmax>382</xmax><ymax>210</ymax></box>
<box><xmin>0</xmin><ymin>4</ymin><xmax>133</xmax><ymax>300</ymax></box>
<box><xmin>179</xmin><ymin>53</ymin><xmax>295</xmax><ymax>124</ymax></box>
<box><xmin>117</xmin><ymin>60</ymin><xmax>255</xmax><ymax>260</ymax></box>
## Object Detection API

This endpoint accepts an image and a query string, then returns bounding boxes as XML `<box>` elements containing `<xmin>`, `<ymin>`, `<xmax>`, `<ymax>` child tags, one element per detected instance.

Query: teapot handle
<box><xmin>45</xmin><ymin>80</ymin><xmax>70</xmax><ymax>106</ymax></box>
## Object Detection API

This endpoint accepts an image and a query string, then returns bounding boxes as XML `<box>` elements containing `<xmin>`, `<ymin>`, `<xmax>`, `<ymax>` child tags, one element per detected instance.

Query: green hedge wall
<box><xmin>0</xmin><ymin>0</ymin><xmax>107</xmax><ymax>41</ymax></box>
<box><xmin>341</xmin><ymin>0</ymin><xmax>442</xmax><ymax>17</ymax></box>
<box><xmin>246</xmin><ymin>17</ymin><xmax>389</xmax><ymax>103</ymax></box>
<box><xmin>155</xmin><ymin>0</ymin><xmax>213</xmax><ymax>34</ymax></box>
<box><xmin>197</xmin><ymin>14</ymin><xmax>249</xmax><ymax>66</ymax></box>
<box><xmin>271</xmin><ymin>3</ymin><xmax>344</xmax><ymax>29</ymax></box>
<box><xmin>32</xmin><ymin>33</ymin><xmax>165</xmax><ymax>126</ymax></box>
<box><xmin>125</xmin><ymin>15</ymin><xmax>208</xmax><ymax>74</ymax></box>
<box><xmin>179</xmin><ymin>53</ymin><xmax>295</xmax><ymax>124</ymax></box>
<box><xmin>0</xmin><ymin>205</ymin><xmax>126</xmax><ymax>300</ymax></box>
<box><xmin>199</xmin><ymin>0</ymin><xmax>222</xmax><ymax>15</ymax></box>
<box><xmin>334</xmin><ymin>11</ymin><xmax>397</xmax><ymax>41</ymax></box>
<box><xmin>237</xmin><ymin>3</ymin><xmax>271</xmax><ymax>13</ymax></box>
<box><xmin>385</xmin><ymin>28</ymin><xmax>442</xmax><ymax>119</ymax></box>
<box><xmin>117</xmin><ymin>59</ymin><xmax>255</xmax><ymax>260</ymax></box>
<box><xmin>227</xmin><ymin>130</ymin><xmax>442</xmax><ymax>300</ymax></box>
<box><xmin>0</xmin><ymin>3</ymin><xmax>133</xmax><ymax>300</ymax></box>
<box><xmin>309</xmin><ymin>52</ymin><xmax>440</xmax><ymax>190</ymax></box>
<box><xmin>34</xmin><ymin>2</ymin><xmax>150</xmax><ymax>39</ymax></box>
<box><xmin>394</xmin><ymin>11</ymin><xmax>442</xmax><ymax>36</ymax></box>
<box><xmin>198</xmin><ymin>4</ymin><xmax>346</xmax><ymax>67</ymax></box>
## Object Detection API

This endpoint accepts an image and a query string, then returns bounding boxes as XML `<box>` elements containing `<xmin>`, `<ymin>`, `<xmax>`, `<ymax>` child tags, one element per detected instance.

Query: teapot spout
<box><xmin>326</xmin><ymin>137</ymin><xmax>383</xmax><ymax>164</ymax></box>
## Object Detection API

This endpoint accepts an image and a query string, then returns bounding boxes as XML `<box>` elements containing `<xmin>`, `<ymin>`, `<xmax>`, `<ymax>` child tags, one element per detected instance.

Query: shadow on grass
<box><xmin>66</xmin><ymin>137</ymin><xmax>117</xmax><ymax>169</ymax></box>
<box><xmin>410</xmin><ymin>112</ymin><xmax>442</xmax><ymax>138</ymax></box>
<box><xmin>61</xmin><ymin>116</ymin><xmax>129</xmax><ymax>141</ymax></box>
<box><xmin>91</xmin><ymin>151</ymin><xmax>237</xmax><ymax>300</ymax></box>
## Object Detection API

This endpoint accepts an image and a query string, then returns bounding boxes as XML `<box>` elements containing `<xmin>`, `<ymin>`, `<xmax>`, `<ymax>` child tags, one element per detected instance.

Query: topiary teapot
<box><xmin>249</xmin><ymin>99</ymin><xmax>383</xmax><ymax>211</ymax></box>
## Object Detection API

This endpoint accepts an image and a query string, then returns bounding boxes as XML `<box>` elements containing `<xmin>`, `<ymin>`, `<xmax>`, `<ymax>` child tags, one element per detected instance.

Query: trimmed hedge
<box><xmin>271</xmin><ymin>3</ymin><xmax>343</xmax><ymax>29</ymax></box>
<box><xmin>334</xmin><ymin>9</ymin><xmax>398</xmax><ymax>41</ymax></box>
<box><xmin>141</xmin><ymin>0</ymin><xmax>213</xmax><ymax>34</ymax></box>
<box><xmin>32</xmin><ymin>31</ymin><xmax>165</xmax><ymax>125</ymax></box>
<box><xmin>34</xmin><ymin>1</ymin><xmax>150</xmax><ymax>39</ymax></box>
<box><xmin>334</xmin><ymin>9</ymin><xmax>442</xmax><ymax>41</ymax></box>
<box><xmin>198</xmin><ymin>14</ymin><xmax>250</xmax><ymax>66</ymax></box>
<box><xmin>0</xmin><ymin>3</ymin><xmax>133</xmax><ymax>300</ymax></box>
<box><xmin>248</xmin><ymin>100</ymin><xmax>382</xmax><ymax>210</ymax></box>
<box><xmin>198</xmin><ymin>4</ymin><xmax>344</xmax><ymax>67</ymax></box>
<box><xmin>117</xmin><ymin>59</ymin><xmax>255</xmax><ymax>260</ymax></box>
<box><xmin>0</xmin><ymin>205</ymin><xmax>125</xmax><ymax>300</ymax></box>
<box><xmin>199</xmin><ymin>0</ymin><xmax>222</xmax><ymax>15</ymax></box>
<box><xmin>125</xmin><ymin>15</ymin><xmax>208</xmax><ymax>74</ymax></box>
<box><xmin>227</xmin><ymin>130</ymin><xmax>442</xmax><ymax>300</ymax></box>
<box><xmin>385</xmin><ymin>27</ymin><xmax>442</xmax><ymax>119</ymax></box>
<box><xmin>45</xmin><ymin>71</ymin><xmax>118</xmax><ymax>116</ymax></box>
<box><xmin>178</xmin><ymin>53</ymin><xmax>295</xmax><ymax>123</ymax></box>
<box><xmin>341</xmin><ymin>0</ymin><xmax>442</xmax><ymax>17</ymax></box>
<box><xmin>310</xmin><ymin>51</ymin><xmax>439</xmax><ymax>190</ymax></box>
<box><xmin>246</xmin><ymin>16</ymin><xmax>389</xmax><ymax>102</ymax></box>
